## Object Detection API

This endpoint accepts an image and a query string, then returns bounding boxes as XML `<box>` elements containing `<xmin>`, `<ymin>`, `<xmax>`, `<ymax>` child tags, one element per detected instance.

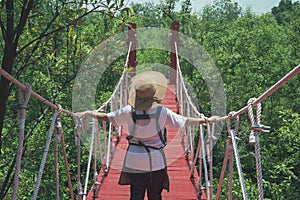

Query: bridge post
<box><xmin>126</xmin><ymin>23</ymin><xmax>137</xmax><ymax>77</ymax></box>
<box><xmin>169</xmin><ymin>21</ymin><xmax>179</xmax><ymax>84</ymax></box>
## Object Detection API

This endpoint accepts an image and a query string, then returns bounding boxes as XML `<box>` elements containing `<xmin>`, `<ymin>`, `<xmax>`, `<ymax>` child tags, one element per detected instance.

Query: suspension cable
<box><xmin>57</xmin><ymin>113</ymin><xmax>75</xmax><ymax>200</ymax></box>
<box><xmin>215</xmin><ymin>113</ymin><xmax>239</xmax><ymax>200</ymax></box>
<box><xmin>83</xmin><ymin>118</ymin><xmax>96</xmax><ymax>200</ymax></box>
<box><xmin>230</xmin><ymin>128</ymin><xmax>248</xmax><ymax>200</ymax></box>
<box><xmin>174</xmin><ymin>42</ymin><xmax>202</xmax><ymax>117</ymax></box>
<box><xmin>32</xmin><ymin>112</ymin><xmax>58</xmax><ymax>200</ymax></box>
<box><xmin>12</xmin><ymin>84</ymin><xmax>31</xmax><ymax>200</ymax></box>
<box><xmin>206</xmin><ymin>122</ymin><xmax>215</xmax><ymax>200</ymax></box>
<box><xmin>74</xmin><ymin>118</ymin><xmax>84</xmax><ymax>198</ymax></box>
<box><xmin>247</xmin><ymin>98</ymin><xmax>264</xmax><ymax>200</ymax></box>
<box><xmin>54</xmin><ymin>122</ymin><xmax>60</xmax><ymax>200</ymax></box>
<box><xmin>1</xmin><ymin>37</ymin><xmax>299</xmax><ymax>200</ymax></box>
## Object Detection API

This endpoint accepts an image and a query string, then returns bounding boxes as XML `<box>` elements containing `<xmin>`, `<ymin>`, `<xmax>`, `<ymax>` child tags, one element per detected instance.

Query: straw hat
<box><xmin>128</xmin><ymin>71</ymin><xmax>168</xmax><ymax>110</ymax></box>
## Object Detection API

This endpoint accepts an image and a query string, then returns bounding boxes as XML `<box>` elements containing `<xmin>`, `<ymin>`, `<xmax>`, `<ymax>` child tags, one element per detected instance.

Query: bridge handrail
<box><xmin>80</xmin><ymin>42</ymin><xmax>132</xmax><ymax>199</ymax></box>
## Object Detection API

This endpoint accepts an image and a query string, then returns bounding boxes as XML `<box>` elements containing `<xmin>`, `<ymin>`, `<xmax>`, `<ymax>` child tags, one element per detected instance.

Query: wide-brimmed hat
<box><xmin>128</xmin><ymin>71</ymin><xmax>167</xmax><ymax>110</ymax></box>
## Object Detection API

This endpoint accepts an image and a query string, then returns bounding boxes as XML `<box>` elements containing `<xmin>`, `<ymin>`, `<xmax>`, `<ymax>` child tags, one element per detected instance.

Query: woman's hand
<box><xmin>207</xmin><ymin>116</ymin><xmax>220</xmax><ymax>123</ymax></box>
<box><xmin>76</xmin><ymin>110</ymin><xmax>109</xmax><ymax>122</ymax></box>
<box><xmin>76</xmin><ymin>110</ymin><xmax>92</xmax><ymax>118</ymax></box>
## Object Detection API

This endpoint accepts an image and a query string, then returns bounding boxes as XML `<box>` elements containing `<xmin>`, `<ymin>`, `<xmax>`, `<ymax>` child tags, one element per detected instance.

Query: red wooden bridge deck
<box><xmin>86</xmin><ymin>84</ymin><xmax>207</xmax><ymax>200</ymax></box>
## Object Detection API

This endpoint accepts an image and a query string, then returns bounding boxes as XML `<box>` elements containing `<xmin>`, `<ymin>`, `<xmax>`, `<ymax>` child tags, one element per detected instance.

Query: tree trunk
<box><xmin>0</xmin><ymin>0</ymin><xmax>34</xmax><ymax>153</ymax></box>
<box><xmin>0</xmin><ymin>48</ymin><xmax>16</xmax><ymax>154</ymax></box>
<box><xmin>0</xmin><ymin>0</ymin><xmax>17</xmax><ymax>154</ymax></box>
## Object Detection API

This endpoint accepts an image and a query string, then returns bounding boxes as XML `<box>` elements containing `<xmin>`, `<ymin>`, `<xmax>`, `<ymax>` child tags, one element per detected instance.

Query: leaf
<box><xmin>109</xmin><ymin>3</ymin><xmax>115</xmax><ymax>9</ymax></box>
<box><xmin>8</xmin><ymin>95</ymin><xmax>16</xmax><ymax>101</ymax></box>
<box><xmin>119</xmin><ymin>0</ymin><xmax>125</xmax><ymax>7</ymax></box>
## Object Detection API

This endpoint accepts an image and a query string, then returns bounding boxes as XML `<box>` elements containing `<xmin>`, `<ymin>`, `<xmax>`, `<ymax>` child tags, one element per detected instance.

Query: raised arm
<box><xmin>185</xmin><ymin>116</ymin><xmax>219</xmax><ymax>126</ymax></box>
<box><xmin>76</xmin><ymin>110</ymin><xmax>109</xmax><ymax>122</ymax></box>
<box><xmin>185</xmin><ymin>117</ymin><xmax>206</xmax><ymax>126</ymax></box>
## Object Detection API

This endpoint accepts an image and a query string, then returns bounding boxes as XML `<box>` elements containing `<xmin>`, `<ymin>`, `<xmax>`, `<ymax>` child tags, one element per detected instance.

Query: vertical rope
<box><xmin>200</xmin><ymin>126</ymin><xmax>209</xmax><ymax>199</ymax></box>
<box><xmin>102</xmin><ymin>106</ymin><xmax>107</xmax><ymax>168</ymax></box>
<box><xmin>74</xmin><ymin>119</ymin><xmax>83</xmax><ymax>199</ymax></box>
<box><xmin>206</xmin><ymin>123</ymin><xmax>213</xmax><ymax>200</ymax></box>
<box><xmin>254</xmin><ymin>125</ymin><xmax>264</xmax><ymax>200</ymax></box>
<box><xmin>12</xmin><ymin>84</ymin><xmax>31</xmax><ymax>200</ymax></box>
<box><xmin>83</xmin><ymin>119</ymin><xmax>95</xmax><ymax>200</ymax></box>
<box><xmin>187</xmin><ymin>103</ymin><xmax>193</xmax><ymax>162</ymax></box>
<box><xmin>247</xmin><ymin>98</ymin><xmax>264</xmax><ymax>200</ymax></box>
<box><xmin>230</xmin><ymin>129</ymin><xmax>248</xmax><ymax>200</ymax></box>
<box><xmin>198</xmin><ymin>125</ymin><xmax>203</xmax><ymax>197</ymax></box>
<box><xmin>32</xmin><ymin>112</ymin><xmax>58</xmax><ymax>200</ymax></box>
<box><xmin>118</xmin><ymin>78</ymin><xmax>123</xmax><ymax>140</ymax></box>
<box><xmin>216</xmin><ymin>118</ymin><xmax>233</xmax><ymax>200</ymax></box>
<box><xmin>106</xmin><ymin>122</ymin><xmax>113</xmax><ymax>169</ymax></box>
<box><xmin>215</xmin><ymin>140</ymin><xmax>230</xmax><ymax>200</ymax></box>
<box><xmin>56</xmin><ymin>113</ymin><xmax>75</xmax><ymax>200</ymax></box>
<box><xmin>97</xmin><ymin>122</ymin><xmax>103</xmax><ymax>167</ymax></box>
<box><xmin>248</xmin><ymin>99</ymin><xmax>264</xmax><ymax>200</ymax></box>
<box><xmin>101</xmin><ymin>120</ymin><xmax>106</xmax><ymax>166</ymax></box>
<box><xmin>93</xmin><ymin>120</ymin><xmax>97</xmax><ymax>182</ymax></box>
<box><xmin>228</xmin><ymin>146</ymin><xmax>233</xmax><ymax>200</ymax></box>
<box><xmin>247</xmin><ymin>98</ymin><xmax>256</xmax><ymax>144</ymax></box>
<box><xmin>229</xmin><ymin>114</ymin><xmax>239</xmax><ymax>200</ymax></box>
<box><xmin>93</xmin><ymin>119</ymin><xmax>99</xmax><ymax>183</ymax></box>
<box><xmin>54</xmin><ymin>126</ymin><xmax>61</xmax><ymax>200</ymax></box>
<box><xmin>176</xmin><ymin>59</ymin><xmax>180</xmax><ymax>114</ymax></box>
<box><xmin>190</xmin><ymin>123</ymin><xmax>203</xmax><ymax>197</ymax></box>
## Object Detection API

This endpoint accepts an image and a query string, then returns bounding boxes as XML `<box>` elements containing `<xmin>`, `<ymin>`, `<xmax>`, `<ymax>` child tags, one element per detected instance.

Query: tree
<box><xmin>0</xmin><ymin>0</ymin><xmax>131</xmax><ymax>199</ymax></box>
<box><xmin>0</xmin><ymin>0</ymin><xmax>129</xmax><ymax>159</ymax></box>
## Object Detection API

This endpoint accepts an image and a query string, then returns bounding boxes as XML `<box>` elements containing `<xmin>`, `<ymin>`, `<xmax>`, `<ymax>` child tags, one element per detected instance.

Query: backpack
<box><xmin>126</xmin><ymin>106</ymin><xmax>167</xmax><ymax>148</ymax></box>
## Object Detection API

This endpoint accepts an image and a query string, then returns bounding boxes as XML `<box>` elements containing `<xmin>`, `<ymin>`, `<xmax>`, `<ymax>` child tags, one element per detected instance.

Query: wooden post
<box><xmin>126</xmin><ymin>23</ymin><xmax>137</xmax><ymax>77</ymax></box>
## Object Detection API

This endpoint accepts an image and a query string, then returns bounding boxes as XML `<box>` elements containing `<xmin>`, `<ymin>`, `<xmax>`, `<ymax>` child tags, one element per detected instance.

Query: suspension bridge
<box><xmin>1</xmin><ymin>22</ymin><xmax>299</xmax><ymax>200</ymax></box>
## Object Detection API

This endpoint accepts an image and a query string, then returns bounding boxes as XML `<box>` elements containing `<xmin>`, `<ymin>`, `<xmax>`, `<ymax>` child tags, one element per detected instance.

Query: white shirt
<box><xmin>107</xmin><ymin>105</ymin><xmax>186</xmax><ymax>172</ymax></box>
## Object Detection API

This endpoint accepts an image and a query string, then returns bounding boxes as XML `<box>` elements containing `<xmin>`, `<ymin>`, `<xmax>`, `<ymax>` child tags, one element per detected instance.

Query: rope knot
<box><xmin>247</xmin><ymin>97</ymin><xmax>257</xmax><ymax>105</ymax></box>
<box><xmin>18</xmin><ymin>83</ymin><xmax>32</xmax><ymax>108</ymax></box>
<box><xmin>247</xmin><ymin>98</ymin><xmax>262</xmax><ymax>145</ymax></box>
<box><xmin>228</xmin><ymin>111</ymin><xmax>237</xmax><ymax>118</ymax></box>
<box><xmin>226</xmin><ymin>111</ymin><xmax>240</xmax><ymax>136</ymax></box>
<box><xmin>57</xmin><ymin>104</ymin><xmax>63</xmax><ymax>113</ymax></box>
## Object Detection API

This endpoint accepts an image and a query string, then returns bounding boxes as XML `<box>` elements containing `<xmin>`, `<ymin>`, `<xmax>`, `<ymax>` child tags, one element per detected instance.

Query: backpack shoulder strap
<box><xmin>154</xmin><ymin>106</ymin><xmax>167</xmax><ymax>146</ymax></box>
<box><xmin>128</xmin><ymin>106</ymin><xmax>167</xmax><ymax>146</ymax></box>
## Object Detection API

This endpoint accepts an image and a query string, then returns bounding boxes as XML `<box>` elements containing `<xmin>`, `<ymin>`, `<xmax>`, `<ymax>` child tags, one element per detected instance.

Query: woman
<box><xmin>77</xmin><ymin>71</ymin><xmax>217</xmax><ymax>200</ymax></box>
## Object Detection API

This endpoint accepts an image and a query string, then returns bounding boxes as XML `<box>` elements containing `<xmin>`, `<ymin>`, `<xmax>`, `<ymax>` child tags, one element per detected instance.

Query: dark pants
<box><xmin>129</xmin><ymin>169</ymin><xmax>166</xmax><ymax>200</ymax></box>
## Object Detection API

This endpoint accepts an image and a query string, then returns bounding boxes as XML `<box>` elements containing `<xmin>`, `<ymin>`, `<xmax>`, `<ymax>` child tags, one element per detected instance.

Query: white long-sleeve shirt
<box><xmin>107</xmin><ymin>105</ymin><xmax>186</xmax><ymax>172</ymax></box>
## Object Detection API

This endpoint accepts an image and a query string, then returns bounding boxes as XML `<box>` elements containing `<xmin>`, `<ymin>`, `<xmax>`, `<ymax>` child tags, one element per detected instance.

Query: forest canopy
<box><xmin>0</xmin><ymin>0</ymin><xmax>299</xmax><ymax>199</ymax></box>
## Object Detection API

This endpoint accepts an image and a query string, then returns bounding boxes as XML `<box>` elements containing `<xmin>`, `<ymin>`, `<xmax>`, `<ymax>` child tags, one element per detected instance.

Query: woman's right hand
<box><xmin>76</xmin><ymin>110</ymin><xmax>92</xmax><ymax>118</ymax></box>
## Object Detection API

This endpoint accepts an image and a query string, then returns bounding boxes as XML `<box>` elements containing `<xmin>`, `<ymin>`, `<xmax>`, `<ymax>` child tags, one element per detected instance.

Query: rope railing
<box><xmin>78</xmin><ymin>42</ymin><xmax>132</xmax><ymax>199</ymax></box>
<box><xmin>12</xmin><ymin>84</ymin><xmax>31</xmax><ymax>200</ymax></box>
<box><xmin>1</xmin><ymin>46</ymin><xmax>299</xmax><ymax>200</ymax></box>
<box><xmin>0</xmin><ymin>69</ymin><xmax>76</xmax><ymax>117</ymax></box>
<box><xmin>172</xmin><ymin>40</ymin><xmax>300</xmax><ymax>199</ymax></box>
<box><xmin>217</xmin><ymin>64</ymin><xmax>300</xmax><ymax>121</ymax></box>
<box><xmin>0</xmin><ymin>40</ymin><xmax>132</xmax><ymax>200</ymax></box>
<box><xmin>174</xmin><ymin>41</ymin><xmax>211</xmax><ymax>199</ymax></box>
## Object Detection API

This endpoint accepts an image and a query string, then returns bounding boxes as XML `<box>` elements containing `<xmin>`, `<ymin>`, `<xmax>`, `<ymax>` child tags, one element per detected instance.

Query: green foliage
<box><xmin>0</xmin><ymin>0</ymin><xmax>132</xmax><ymax>199</ymax></box>
<box><xmin>1</xmin><ymin>0</ymin><xmax>299</xmax><ymax>199</ymax></box>
<box><xmin>262</xmin><ymin>110</ymin><xmax>300</xmax><ymax>199</ymax></box>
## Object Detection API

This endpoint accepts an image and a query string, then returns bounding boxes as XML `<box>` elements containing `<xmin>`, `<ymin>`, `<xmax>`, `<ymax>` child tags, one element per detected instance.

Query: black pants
<box><xmin>129</xmin><ymin>169</ymin><xmax>166</xmax><ymax>200</ymax></box>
